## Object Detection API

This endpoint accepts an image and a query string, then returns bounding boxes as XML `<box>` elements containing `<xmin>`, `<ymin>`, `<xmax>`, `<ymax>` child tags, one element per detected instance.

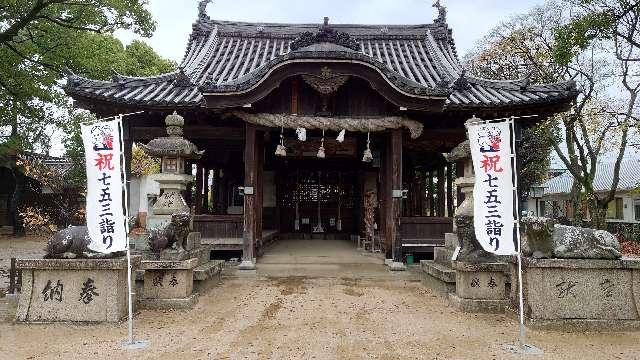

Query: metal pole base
<box><xmin>503</xmin><ymin>343</ymin><xmax>544</xmax><ymax>355</ymax></box>
<box><xmin>123</xmin><ymin>340</ymin><xmax>149</xmax><ymax>350</ymax></box>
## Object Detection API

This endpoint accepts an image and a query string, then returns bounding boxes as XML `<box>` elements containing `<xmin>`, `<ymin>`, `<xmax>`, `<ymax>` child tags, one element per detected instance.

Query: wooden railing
<box><xmin>193</xmin><ymin>215</ymin><xmax>243</xmax><ymax>239</ymax></box>
<box><xmin>399</xmin><ymin>217</ymin><xmax>453</xmax><ymax>243</ymax></box>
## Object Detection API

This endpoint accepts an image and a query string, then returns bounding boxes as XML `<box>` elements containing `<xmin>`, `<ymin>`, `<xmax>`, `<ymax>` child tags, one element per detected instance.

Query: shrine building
<box><xmin>65</xmin><ymin>1</ymin><xmax>577</xmax><ymax>268</ymax></box>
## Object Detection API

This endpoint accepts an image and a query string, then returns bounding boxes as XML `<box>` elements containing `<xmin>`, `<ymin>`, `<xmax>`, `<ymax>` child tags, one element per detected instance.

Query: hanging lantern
<box><xmin>362</xmin><ymin>132</ymin><xmax>373</xmax><ymax>162</ymax></box>
<box><xmin>336</xmin><ymin>129</ymin><xmax>346</xmax><ymax>143</ymax></box>
<box><xmin>296</xmin><ymin>127</ymin><xmax>307</xmax><ymax>141</ymax></box>
<box><xmin>275</xmin><ymin>126</ymin><xmax>287</xmax><ymax>157</ymax></box>
<box><xmin>317</xmin><ymin>129</ymin><xmax>326</xmax><ymax>159</ymax></box>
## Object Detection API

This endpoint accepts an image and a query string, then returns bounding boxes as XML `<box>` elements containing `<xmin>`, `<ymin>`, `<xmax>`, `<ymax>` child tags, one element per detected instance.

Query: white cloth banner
<box><xmin>467</xmin><ymin>120</ymin><xmax>517</xmax><ymax>255</ymax></box>
<box><xmin>81</xmin><ymin>120</ymin><xmax>127</xmax><ymax>253</ymax></box>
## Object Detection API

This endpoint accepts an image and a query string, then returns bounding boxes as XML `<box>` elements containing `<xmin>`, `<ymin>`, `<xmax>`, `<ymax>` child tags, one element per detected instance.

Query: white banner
<box><xmin>467</xmin><ymin>120</ymin><xmax>516</xmax><ymax>255</ymax></box>
<box><xmin>81</xmin><ymin>120</ymin><xmax>127</xmax><ymax>253</ymax></box>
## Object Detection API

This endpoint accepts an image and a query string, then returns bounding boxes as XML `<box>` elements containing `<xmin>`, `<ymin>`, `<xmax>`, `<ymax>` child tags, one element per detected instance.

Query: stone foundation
<box><xmin>450</xmin><ymin>261</ymin><xmax>508</xmax><ymax>313</ymax></box>
<box><xmin>15</xmin><ymin>257</ymin><xmax>141</xmax><ymax>323</ymax></box>
<box><xmin>510</xmin><ymin>257</ymin><xmax>640</xmax><ymax>331</ymax></box>
<box><xmin>140</xmin><ymin>258</ymin><xmax>198</xmax><ymax>309</ymax></box>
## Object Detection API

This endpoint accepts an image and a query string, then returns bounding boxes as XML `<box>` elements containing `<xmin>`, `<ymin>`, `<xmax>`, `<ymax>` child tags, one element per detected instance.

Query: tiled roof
<box><xmin>65</xmin><ymin>11</ymin><xmax>577</xmax><ymax>110</ymax></box>
<box><xmin>543</xmin><ymin>160</ymin><xmax>640</xmax><ymax>195</ymax></box>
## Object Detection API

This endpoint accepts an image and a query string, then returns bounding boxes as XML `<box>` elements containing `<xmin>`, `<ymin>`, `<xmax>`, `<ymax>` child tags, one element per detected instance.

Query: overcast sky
<box><xmin>115</xmin><ymin>0</ymin><xmax>547</xmax><ymax>62</ymax></box>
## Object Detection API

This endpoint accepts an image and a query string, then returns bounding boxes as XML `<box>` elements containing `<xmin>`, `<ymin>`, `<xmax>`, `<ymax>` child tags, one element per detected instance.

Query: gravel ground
<box><xmin>1</xmin><ymin>274</ymin><xmax>639</xmax><ymax>360</ymax></box>
<box><xmin>1</xmin><ymin>237</ymin><xmax>639</xmax><ymax>359</ymax></box>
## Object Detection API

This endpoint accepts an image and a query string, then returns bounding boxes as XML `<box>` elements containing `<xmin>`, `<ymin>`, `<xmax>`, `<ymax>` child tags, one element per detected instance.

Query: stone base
<box><xmin>139</xmin><ymin>293</ymin><xmax>198</xmax><ymax>310</ymax></box>
<box><xmin>15</xmin><ymin>257</ymin><xmax>141</xmax><ymax>323</ymax></box>
<box><xmin>510</xmin><ymin>257</ymin><xmax>640</xmax><ymax>326</ymax></box>
<box><xmin>420</xmin><ymin>260</ymin><xmax>456</xmax><ymax>295</ymax></box>
<box><xmin>141</xmin><ymin>258</ymin><xmax>197</xmax><ymax>302</ymax></box>
<box><xmin>449</xmin><ymin>293</ymin><xmax>508</xmax><ymax>313</ymax></box>
<box><xmin>449</xmin><ymin>261</ymin><xmax>508</xmax><ymax>313</ymax></box>
<box><xmin>193</xmin><ymin>260</ymin><xmax>224</xmax><ymax>293</ymax></box>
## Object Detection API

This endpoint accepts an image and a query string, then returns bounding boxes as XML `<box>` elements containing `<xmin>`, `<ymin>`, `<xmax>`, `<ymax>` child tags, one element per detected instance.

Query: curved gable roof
<box><xmin>66</xmin><ymin>7</ymin><xmax>577</xmax><ymax>111</ymax></box>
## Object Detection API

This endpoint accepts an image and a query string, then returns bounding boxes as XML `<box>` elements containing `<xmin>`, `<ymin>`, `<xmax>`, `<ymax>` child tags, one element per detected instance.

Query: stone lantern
<box><xmin>142</xmin><ymin>111</ymin><xmax>204</xmax><ymax>229</ymax></box>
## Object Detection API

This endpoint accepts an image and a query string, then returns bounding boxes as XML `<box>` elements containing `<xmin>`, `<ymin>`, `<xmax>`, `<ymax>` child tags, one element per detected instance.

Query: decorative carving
<box><xmin>453</xmin><ymin>70</ymin><xmax>470</xmax><ymax>90</ymax></box>
<box><xmin>149</xmin><ymin>213</ymin><xmax>192</xmax><ymax>253</ymax></box>
<box><xmin>44</xmin><ymin>226</ymin><xmax>125</xmax><ymax>259</ymax></box>
<box><xmin>433</xmin><ymin>0</ymin><xmax>447</xmax><ymax>24</ymax></box>
<box><xmin>290</xmin><ymin>17</ymin><xmax>360</xmax><ymax>52</ymax></box>
<box><xmin>301</xmin><ymin>67</ymin><xmax>350</xmax><ymax>95</ymax></box>
<box><xmin>198</xmin><ymin>0</ymin><xmax>212</xmax><ymax>20</ymax></box>
<box><xmin>174</xmin><ymin>69</ymin><xmax>195</xmax><ymax>88</ymax></box>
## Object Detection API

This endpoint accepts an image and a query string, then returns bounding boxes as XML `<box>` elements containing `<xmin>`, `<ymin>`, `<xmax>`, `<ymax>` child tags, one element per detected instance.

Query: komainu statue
<box><xmin>455</xmin><ymin>215</ymin><xmax>499</xmax><ymax>263</ymax></box>
<box><xmin>148</xmin><ymin>212</ymin><xmax>191</xmax><ymax>254</ymax></box>
<box><xmin>44</xmin><ymin>226</ymin><xmax>125</xmax><ymax>259</ymax></box>
<box><xmin>521</xmin><ymin>217</ymin><xmax>622</xmax><ymax>259</ymax></box>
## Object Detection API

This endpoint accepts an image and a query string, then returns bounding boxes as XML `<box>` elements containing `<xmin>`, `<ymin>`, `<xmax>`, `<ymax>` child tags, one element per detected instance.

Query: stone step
<box><xmin>421</xmin><ymin>260</ymin><xmax>456</xmax><ymax>283</ymax></box>
<box><xmin>193</xmin><ymin>260</ymin><xmax>224</xmax><ymax>281</ymax></box>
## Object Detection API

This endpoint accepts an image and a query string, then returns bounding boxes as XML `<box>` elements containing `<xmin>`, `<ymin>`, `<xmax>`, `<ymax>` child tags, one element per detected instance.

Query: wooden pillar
<box><xmin>437</xmin><ymin>166</ymin><xmax>445</xmax><ymax>217</ymax></box>
<box><xmin>381</xmin><ymin>136</ymin><xmax>391</xmax><ymax>258</ymax></box>
<box><xmin>202</xmin><ymin>167</ymin><xmax>210</xmax><ymax>214</ymax></box>
<box><xmin>390</xmin><ymin>130</ymin><xmax>403</xmax><ymax>262</ymax></box>
<box><xmin>195</xmin><ymin>163</ymin><xmax>203</xmax><ymax>214</ymax></box>
<box><xmin>241</xmin><ymin>124</ymin><xmax>257</xmax><ymax>268</ymax></box>
<box><xmin>255</xmin><ymin>132</ymin><xmax>264</xmax><ymax>256</ymax></box>
<box><xmin>446</xmin><ymin>164</ymin><xmax>454</xmax><ymax>217</ymax></box>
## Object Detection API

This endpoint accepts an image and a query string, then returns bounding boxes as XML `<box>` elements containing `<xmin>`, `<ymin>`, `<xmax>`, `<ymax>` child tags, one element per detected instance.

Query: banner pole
<box><xmin>118</xmin><ymin>116</ymin><xmax>134</xmax><ymax>345</ymax></box>
<box><xmin>509</xmin><ymin>118</ymin><xmax>526</xmax><ymax>350</ymax></box>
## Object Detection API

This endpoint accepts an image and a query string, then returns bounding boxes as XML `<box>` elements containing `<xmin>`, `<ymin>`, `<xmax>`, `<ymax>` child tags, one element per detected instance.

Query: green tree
<box><xmin>466</xmin><ymin>1</ymin><xmax>634</xmax><ymax>229</ymax></box>
<box><xmin>552</xmin><ymin>0</ymin><xmax>639</xmax><ymax>228</ymax></box>
<box><xmin>0</xmin><ymin>1</ymin><xmax>176</xmax><ymax>234</ymax></box>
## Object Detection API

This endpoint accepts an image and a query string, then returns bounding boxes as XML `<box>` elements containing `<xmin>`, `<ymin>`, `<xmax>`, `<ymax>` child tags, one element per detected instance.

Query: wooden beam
<box><xmin>131</xmin><ymin>126</ymin><xmax>244</xmax><ymax>141</ymax></box>
<box><xmin>242</xmin><ymin>124</ymin><xmax>257</xmax><ymax>267</ymax></box>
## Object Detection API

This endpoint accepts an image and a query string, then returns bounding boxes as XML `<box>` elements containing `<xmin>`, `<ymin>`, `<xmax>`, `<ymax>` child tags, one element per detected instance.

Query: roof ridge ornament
<box><xmin>290</xmin><ymin>17</ymin><xmax>360</xmax><ymax>52</ymax></box>
<box><xmin>198</xmin><ymin>0</ymin><xmax>212</xmax><ymax>20</ymax></box>
<box><xmin>433</xmin><ymin>0</ymin><xmax>447</xmax><ymax>24</ymax></box>
<box><xmin>453</xmin><ymin>70</ymin><xmax>470</xmax><ymax>90</ymax></box>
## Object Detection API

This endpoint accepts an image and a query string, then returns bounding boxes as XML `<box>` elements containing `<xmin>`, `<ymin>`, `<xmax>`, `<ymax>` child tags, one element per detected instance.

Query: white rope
<box><xmin>228</xmin><ymin>111</ymin><xmax>424</xmax><ymax>139</ymax></box>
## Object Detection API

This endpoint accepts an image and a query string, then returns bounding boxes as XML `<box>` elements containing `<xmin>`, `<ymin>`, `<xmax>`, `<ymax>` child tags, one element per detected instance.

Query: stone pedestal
<box><xmin>510</xmin><ymin>257</ymin><xmax>640</xmax><ymax>331</ymax></box>
<box><xmin>15</xmin><ymin>257</ymin><xmax>141</xmax><ymax>323</ymax></box>
<box><xmin>449</xmin><ymin>261</ymin><xmax>508</xmax><ymax>313</ymax></box>
<box><xmin>140</xmin><ymin>258</ymin><xmax>198</xmax><ymax>309</ymax></box>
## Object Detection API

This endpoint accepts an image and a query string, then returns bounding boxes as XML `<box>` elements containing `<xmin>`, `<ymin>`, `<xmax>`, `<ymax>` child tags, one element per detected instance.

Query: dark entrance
<box><xmin>277</xmin><ymin>160</ymin><xmax>363</xmax><ymax>237</ymax></box>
